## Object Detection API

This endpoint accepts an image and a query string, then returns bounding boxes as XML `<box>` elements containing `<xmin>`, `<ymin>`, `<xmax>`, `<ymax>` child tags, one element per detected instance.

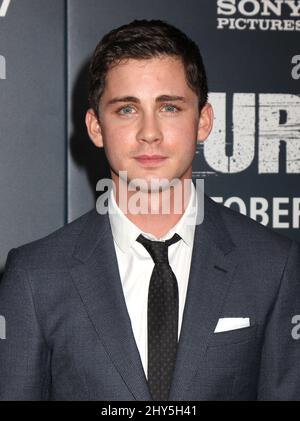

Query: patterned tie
<box><xmin>136</xmin><ymin>232</ymin><xmax>181</xmax><ymax>401</ymax></box>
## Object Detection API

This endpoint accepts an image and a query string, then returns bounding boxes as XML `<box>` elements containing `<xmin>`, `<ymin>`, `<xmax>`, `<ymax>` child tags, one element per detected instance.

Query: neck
<box><xmin>112</xmin><ymin>177</ymin><xmax>193</xmax><ymax>238</ymax></box>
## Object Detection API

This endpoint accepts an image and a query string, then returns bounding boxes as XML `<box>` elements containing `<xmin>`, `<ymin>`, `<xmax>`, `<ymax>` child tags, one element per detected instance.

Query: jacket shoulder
<box><xmin>4</xmin><ymin>209</ymin><xmax>98</xmax><ymax>271</ymax></box>
<box><xmin>208</xmin><ymin>197</ymin><xmax>293</xmax><ymax>252</ymax></box>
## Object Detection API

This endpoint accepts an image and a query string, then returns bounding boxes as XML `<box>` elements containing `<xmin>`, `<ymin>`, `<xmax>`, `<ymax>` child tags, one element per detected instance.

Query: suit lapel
<box><xmin>70</xmin><ymin>210</ymin><xmax>151</xmax><ymax>400</ymax></box>
<box><xmin>169</xmin><ymin>195</ymin><xmax>238</xmax><ymax>400</ymax></box>
<box><xmin>69</xmin><ymin>190</ymin><xmax>238</xmax><ymax>401</ymax></box>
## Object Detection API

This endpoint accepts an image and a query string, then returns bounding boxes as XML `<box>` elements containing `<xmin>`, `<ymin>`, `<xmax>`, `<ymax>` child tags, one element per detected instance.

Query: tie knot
<box><xmin>136</xmin><ymin>233</ymin><xmax>181</xmax><ymax>264</ymax></box>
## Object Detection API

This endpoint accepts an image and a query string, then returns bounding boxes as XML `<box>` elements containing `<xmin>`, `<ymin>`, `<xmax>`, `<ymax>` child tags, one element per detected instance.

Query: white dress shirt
<box><xmin>108</xmin><ymin>181</ymin><xmax>197</xmax><ymax>378</ymax></box>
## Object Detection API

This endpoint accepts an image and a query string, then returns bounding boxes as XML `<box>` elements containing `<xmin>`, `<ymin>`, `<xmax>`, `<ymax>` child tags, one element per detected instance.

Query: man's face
<box><xmin>86</xmin><ymin>56</ymin><xmax>213</xmax><ymax>190</ymax></box>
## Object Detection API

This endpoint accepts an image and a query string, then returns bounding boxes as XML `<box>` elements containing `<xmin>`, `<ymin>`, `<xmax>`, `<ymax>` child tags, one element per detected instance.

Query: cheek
<box><xmin>163</xmin><ymin>121</ymin><xmax>198</xmax><ymax>153</ymax></box>
<box><xmin>102</xmin><ymin>123</ymin><xmax>134</xmax><ymax>150</ymax></box>
<box><xmin>101</xmin><ymin>126</ymin><xmax>123</xmax><ymax>153</ymax></box>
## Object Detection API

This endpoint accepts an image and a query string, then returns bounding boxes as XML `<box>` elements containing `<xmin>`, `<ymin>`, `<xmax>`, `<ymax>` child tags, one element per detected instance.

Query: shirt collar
<box><xmin>108</xmin><ymin>180</ymin><xmax>197</xmax><ymax>253</ymax></box>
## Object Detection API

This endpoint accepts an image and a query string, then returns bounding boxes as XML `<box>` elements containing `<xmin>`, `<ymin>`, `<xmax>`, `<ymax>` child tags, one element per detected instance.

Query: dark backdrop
<box><xmin>1</xmin><ymin>0</ymin><xmax>299</xmax><ymax>272</ymax></box>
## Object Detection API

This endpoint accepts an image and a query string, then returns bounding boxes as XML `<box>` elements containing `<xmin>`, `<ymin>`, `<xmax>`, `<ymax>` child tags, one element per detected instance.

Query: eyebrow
<box><xmin>106</xmin><ymin>95</ymin><xmax>186</xmax><ymax>106</ymax></box>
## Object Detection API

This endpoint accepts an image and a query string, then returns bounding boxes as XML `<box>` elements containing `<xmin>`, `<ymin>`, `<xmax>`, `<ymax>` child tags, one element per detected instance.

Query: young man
<box><xmin>0</xmin><ymin>19</ymin><xmax>300</xmax><ymax>401</ymax></box>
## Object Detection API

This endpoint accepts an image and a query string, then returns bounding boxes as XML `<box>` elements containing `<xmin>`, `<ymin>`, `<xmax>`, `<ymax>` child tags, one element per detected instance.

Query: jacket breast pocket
<box><xmin>208</xmin><ymin>324</ymin><xmax>258</xmax><ymax>347</ymax></box>
<box><xmin>204</xmin><ymin>324</ymin><xmax>259</xmax><ymax>369</ymax></box>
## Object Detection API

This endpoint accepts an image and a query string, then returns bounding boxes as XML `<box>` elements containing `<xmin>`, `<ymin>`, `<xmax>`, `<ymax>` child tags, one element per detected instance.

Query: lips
<box><xmin>134</xmin><ymin>155</ymin><xmax>167</xmax><ymax>165</ymax></box>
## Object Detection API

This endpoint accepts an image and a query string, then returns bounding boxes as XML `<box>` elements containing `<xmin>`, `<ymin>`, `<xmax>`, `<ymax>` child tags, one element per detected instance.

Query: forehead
<box><xmin>102</xmin><ymin>56</ymin><xmax>192</xmax><ymax>97</ymax></box>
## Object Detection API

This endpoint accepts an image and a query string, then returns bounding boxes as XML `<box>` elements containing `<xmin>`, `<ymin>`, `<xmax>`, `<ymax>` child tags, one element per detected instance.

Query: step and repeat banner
<box><xmin>0</xmin><ymin>0</ymin><xmax>65</xmax><ymax>270</ymax></box>
<box><xmin>1</xmin><ymin>0</ymin><xmax>300</xmax><ymax>269</ymax></box>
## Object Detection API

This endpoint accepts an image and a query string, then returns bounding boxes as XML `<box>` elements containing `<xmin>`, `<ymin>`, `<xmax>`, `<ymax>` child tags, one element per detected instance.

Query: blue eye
<box><xmin>118</xmin><ymin>106</ymin><xmax>135</xmax><ymax>115</ymax></box>
<box><xmin>162</xmin><ymin>104</ymin><xmax>178</xmax><ymax>112</ymax></box>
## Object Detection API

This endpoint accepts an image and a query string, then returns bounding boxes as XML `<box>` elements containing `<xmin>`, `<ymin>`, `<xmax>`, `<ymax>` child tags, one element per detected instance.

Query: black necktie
<box><xmin>136</xmin><ymin>232</ymin><xmax>181</xmax><ymax>401</ymax></box>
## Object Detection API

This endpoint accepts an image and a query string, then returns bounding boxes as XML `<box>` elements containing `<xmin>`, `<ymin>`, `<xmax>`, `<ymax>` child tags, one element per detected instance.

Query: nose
<box><xmin>136</xmin><ymin>111</ymin><xmax>163</xmax><ymax>144</ymax></box>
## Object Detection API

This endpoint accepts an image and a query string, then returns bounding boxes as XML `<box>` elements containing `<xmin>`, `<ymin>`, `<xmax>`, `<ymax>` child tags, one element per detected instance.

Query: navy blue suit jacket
<box><xmin>1</xmin><ymin>194</ymin><xmax>300</xmax><ymax>400</ymax></box>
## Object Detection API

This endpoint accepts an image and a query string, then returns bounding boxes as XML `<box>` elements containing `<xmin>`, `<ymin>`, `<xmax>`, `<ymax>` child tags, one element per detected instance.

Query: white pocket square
<box><xmin>214</xmin><ymin>317</ymin><xmax>250</xmax><ymax>333</ymax></box>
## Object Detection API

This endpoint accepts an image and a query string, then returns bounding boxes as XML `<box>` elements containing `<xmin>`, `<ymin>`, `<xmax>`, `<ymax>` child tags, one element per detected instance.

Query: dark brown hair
<box><xmin>88</xmin><ymin>19</ymin><xmax>208</xmax><ymax>116</ymax></box>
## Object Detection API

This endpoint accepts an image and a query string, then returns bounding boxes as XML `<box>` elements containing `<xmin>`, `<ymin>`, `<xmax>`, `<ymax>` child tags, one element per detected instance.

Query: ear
<box><xmin>197</xmin><ymin>103</ymin><xmax>214</xmax><ymax>143</ymax></box>
<box><xmin>85</xmin><ymin>108</ymin><xmax>103</xmax><ymax>147</ymax></box>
